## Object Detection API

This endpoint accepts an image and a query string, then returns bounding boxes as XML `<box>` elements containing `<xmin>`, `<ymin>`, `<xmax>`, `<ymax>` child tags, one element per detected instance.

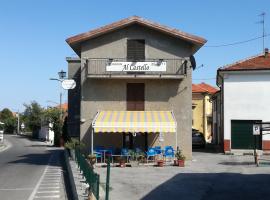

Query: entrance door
<box><xmin>125</xmin><ymin>83</ymin><xmax>146</xmax><ymax>149</ymax></box>
<box><xmin>231</xmin><ymin>120</ymin><xmax>262</xmax><ymax>149</ymax></box>
<box><xmin>126</xmin><ymin>83</ymin><xmax>145</xmax><ymax>111</ymax></box>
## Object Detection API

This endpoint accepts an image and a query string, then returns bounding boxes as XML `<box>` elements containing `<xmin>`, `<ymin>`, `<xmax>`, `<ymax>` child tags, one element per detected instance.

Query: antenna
<box><xmin>258</xmin><ymin>12</ymin><xmax>266</xmax><ymax>52</ymax></box>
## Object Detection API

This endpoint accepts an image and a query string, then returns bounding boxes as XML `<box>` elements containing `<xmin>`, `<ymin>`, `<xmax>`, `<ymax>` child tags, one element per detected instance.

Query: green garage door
<box><xmin>231</xmin><ymin>120</ymin><xmax>262</xmax><ymax>149</ymax></box>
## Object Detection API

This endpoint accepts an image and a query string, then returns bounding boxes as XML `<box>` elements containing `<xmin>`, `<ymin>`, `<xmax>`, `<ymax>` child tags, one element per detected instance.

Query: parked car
<box><xmin>192</xmin><ymin>129</ymin><xmax>206</xmax><ymax>148</ymax></box>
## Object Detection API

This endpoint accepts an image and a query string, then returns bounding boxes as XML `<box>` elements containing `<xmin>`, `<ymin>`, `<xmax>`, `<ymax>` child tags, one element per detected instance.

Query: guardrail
<box><xmin>75</xmin><ymin>149</ymin><xmax>100</xmax><ymax>200</ymax></box>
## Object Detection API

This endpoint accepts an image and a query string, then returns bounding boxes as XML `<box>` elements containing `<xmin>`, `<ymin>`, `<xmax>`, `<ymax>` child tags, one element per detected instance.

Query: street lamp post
<box><xmin>50</xmin><ymin>70</ymin><xmax>66</xmax><ymax>120</ymax></box>
<box><xmin>50</xmin><ymin>70</ymin><xmax>66</xmax><ymax>145</ymax></box>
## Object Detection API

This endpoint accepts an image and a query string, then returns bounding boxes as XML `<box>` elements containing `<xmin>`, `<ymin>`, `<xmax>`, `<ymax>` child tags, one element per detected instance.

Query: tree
<box><xmin>23</xmin><ymin>101</ymin><xmax>44</xmax><ymax>138</ymax></box>
<box><xmin>0</xmin><ymin>108</ymin><xmax>17</xmax><ymax>133</ymax></box>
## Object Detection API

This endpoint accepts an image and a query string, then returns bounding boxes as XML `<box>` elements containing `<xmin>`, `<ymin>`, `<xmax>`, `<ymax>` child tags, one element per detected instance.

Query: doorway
<box><xmin>124</xmin><ymin>83</ymin><xmax>147</xmax><ymax>150</ymax></box>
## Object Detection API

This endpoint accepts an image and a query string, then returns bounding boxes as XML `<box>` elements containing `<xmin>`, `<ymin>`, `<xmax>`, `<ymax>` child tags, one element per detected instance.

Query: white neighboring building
<box><xmin>39</xmin><ymin>123</ymin><xmax>54</xmax><ymax>145</ymax></box>
<box><xmin>217</xmin><ymin>49</ymin><xmax>270</xmax><ymax>153</ymax></box>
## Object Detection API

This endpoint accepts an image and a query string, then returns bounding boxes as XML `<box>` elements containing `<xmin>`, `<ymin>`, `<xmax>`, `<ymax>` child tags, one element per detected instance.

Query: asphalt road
<box><xmin>0</xmin><ymin>135</ymin><xmax>67</xmax><ymax>200</ymax></box>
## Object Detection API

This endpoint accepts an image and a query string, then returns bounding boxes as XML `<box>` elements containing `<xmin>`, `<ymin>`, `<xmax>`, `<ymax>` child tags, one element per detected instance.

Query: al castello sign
<box><xmin>106</xmin><ymin>61</ymin><xmax>167</xmax><ymax>72</ymax></box>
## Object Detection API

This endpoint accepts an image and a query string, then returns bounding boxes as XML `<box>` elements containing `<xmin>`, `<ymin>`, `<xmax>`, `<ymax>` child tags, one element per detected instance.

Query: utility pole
<box><xmin>258</xmin><ymin>12</ymin><xmax>266</xmax><ymax>52</ymax></box>
<box><xmin>60</xmin><ymin>91</ymin><xmax>62</xmax><ymax>121</ymax></box>
<box><xmin>17</xmin><ymin>110</ymin><xmax>20</xmax><ymax>135</ymax></box>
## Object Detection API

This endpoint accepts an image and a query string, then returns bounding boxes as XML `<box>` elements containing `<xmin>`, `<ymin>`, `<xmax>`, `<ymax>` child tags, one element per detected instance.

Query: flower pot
<box><xmin>119</xmin><ymin>160</ymin><xmax>126</xmax><ymax>168</ymax></box>
<box><xmin>59</xmin><ymin>137</ymin><xmax>65</xmax><ymax>147</ymax></box>
<box><xmin>88</xmin><ymin>156</ymin><xmax>96</xmax><ymax>166</ymax></box>
<box><xmin>157</xmin><ymin>160</ymin><xmax>164</xmax><ymax>167</ymax></box>
<box><xmin>177</xmin><ymin>159</ymin><xmax>185</xmax><ymax>167</ymax></box>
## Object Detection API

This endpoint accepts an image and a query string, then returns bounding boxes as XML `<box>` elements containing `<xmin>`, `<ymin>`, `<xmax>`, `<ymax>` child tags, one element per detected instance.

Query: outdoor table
<box><xmin>99</xmin><ymin>149</ymin><xmax>108</xmax><ymax>163</ymax></box>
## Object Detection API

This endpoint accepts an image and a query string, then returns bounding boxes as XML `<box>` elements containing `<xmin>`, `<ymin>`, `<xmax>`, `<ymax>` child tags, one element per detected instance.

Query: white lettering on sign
<box><xmin>253</xmin><ymin>124</ymin><xmax>261</xmax><ymax>135</ymax></box>
<box><xmin>106</xmin><ymin>61</ymin><xmax>167</xmax><ymax>72</ymax></box>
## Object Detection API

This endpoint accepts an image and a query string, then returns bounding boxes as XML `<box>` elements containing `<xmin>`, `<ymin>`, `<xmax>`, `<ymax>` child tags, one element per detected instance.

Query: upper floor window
<box><xmin>127</xmin><ymin>39</ymin><xmax>145</xmax><ymax>61</ymax></box>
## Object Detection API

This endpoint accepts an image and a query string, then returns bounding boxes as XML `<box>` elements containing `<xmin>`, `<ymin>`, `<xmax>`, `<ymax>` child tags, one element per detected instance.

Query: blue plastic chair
<box><xmin>164</xmin><ymin>147</ymin><xmax>174</xmax><ymax>162</ymax></box>
<box><xmin>105</xmin><ymin>147</ymin><xmax>114</xmax><ymax>156</ymax></box>
<box><xmin>94</xmin><ymin>151</ymin><xmax>102</xmax><ymax>163</ymax></box>
<box><xmin>135</xmin><ymin>147</ymin><xmax>143</xmax><ymax>154</ymax></box>
<box><xmin>154</xmin><ymin>146</ymin><xmax>162</xmax><ymax>155</ymax></box>
<box><xmin>146</xmin><ymin>148</ymin><xmax>157</xmax><ymax>163</ymax></box>
<box><xmin>121</xmin><ymin>148</ymin><xmax>129</xmax><ymax>162</ymax></box>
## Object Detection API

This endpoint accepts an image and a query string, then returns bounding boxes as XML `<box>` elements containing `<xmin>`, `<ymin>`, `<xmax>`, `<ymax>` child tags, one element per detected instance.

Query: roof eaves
<box><xmin>66</xmin><ymin>16</ymin><xmax>207</xmax><ymax>47</ymax></box>
<box><xmin>218</xmin><ymin>52</ymin><xmax>265</xmax><ymax>71</ymax></box>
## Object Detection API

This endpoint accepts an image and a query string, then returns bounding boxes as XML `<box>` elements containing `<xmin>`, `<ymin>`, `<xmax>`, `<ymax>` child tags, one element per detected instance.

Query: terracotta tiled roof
<box><xmin>192</xmin><ymin>83</ymin><xmax>218</xmax><ymax>94</ymax></box>
<box><xmin>66</xmin><ymin>16</ymin><xmax>207</xmax><ymax>55</ymax></box>
<box><xmin>219</xmin><ymin>51</ymin><xmax>270</xmax><ymax>71</ymax></box>
<box><xmin>57</xmin><ymin>103</ymin><xmax>68</xmax><ymax>112</ymax></box>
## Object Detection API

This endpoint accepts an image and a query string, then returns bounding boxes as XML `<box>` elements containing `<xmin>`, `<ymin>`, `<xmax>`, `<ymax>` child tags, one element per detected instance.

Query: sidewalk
<box><xmin>68</xmin><ymin>158</ymin><xmax>89</xmax><ymax>200</ymax></box>
<box><xmin>66</xmin><ymin>153</ymin><xmax>106</xmax><ymax>200</ymax></box>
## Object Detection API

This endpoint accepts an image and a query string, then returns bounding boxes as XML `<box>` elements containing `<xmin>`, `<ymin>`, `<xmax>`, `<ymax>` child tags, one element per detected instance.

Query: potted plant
<box><xmin>157</xmin><ymin>159</ymin><xmax>164</xmax><ymax>167</ymax></box>
<box><xmin>118</xmin><ymin>157</ymin><xmax>126</xmax><ymax>168</ymax></box>
<box><xmin>175</xmin><ymin>149</ymin><xmax>186</xmax><ymax>167</ymax></box>
<box><xmin>128</xmin><ymin>150</ymin><xmax>139</xmax><ymax>167</ymax></box>
<box><xmin>64</xmin><ymin>138</ymin><xmax>84</xmax><ymax>160</ymax></box>
<box><xmin>87</xmin><ymin>154</ymin><xmax>96</xmax><ymax>166</ymax></box>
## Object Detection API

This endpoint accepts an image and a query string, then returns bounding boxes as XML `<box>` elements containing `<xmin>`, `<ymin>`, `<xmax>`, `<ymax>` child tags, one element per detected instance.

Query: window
<box><xmin>127</xmin><ymin>39</ymin><xmax>145</xmax><ymax>61</ymax></box>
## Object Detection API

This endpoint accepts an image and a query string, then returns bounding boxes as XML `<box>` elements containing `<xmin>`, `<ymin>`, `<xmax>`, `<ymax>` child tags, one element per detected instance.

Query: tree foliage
<box><xmin>23</xmin><ymin>101</ymin><xmax>44</xmax><ymax>137</ymax></box>
<box><xmin>0</xmin><ymin>108</ymin><xmax>17</xmax><ymax>133</ymax></box>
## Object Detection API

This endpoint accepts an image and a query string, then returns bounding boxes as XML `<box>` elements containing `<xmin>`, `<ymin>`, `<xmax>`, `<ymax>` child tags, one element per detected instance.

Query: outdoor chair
<box><xmin>164</xmin><ymin>146</ymin><xmax>173</xmax><ymax>151</ymax></box>
<box><xmin>135</xmin><ymin>147</ymin><xmax>143</xmax><ymax>153</ymax></box>
<box><xmin>164</xmin><ymin>147</ymin><xmax>175</xmax><ymax>162</ymax></box>
<box><xmin>93</xmin><ymin>151</ymin><xmax>102</xmax><ymax>163</ymax></box>
<box><xmin>121</xmin><ymin>148</ymin><xmax>130</xmax><ymax>162</ymax></box>
<box><xmin>146</xmin><ymin>148</ymin><xmax>157</xmax><ymax>163</ymax></box>
<box><xmin>154</xmin><ymin>146</ymin><xmax>162</xmax><ymax>155</ymax></box>
<box><xmin>105</xmin><ymin>147</ymin><xmax>114</xmax><ymax>156</ymax></box>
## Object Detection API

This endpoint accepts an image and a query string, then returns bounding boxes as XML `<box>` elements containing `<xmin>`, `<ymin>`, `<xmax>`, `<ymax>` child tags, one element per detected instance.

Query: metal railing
<box><xmin>75</xmin><ymin>149</ymin><xmax>100</xmax><ymax>200</ymax></box>
<box><xmin>85</xmin><ymin>58</ymin><xmax>187</xmax><ymax>77</ymax></box>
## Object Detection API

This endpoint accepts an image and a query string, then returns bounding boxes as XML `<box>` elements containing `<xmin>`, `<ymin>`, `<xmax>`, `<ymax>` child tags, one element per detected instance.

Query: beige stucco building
<box><xmin>192</xmin><ymin>83</ymin><xmax>218</xmax><ymax>142</ymax></box>
<box><xmin>66</xmin><ymin>16</ymin><xmax>206</xmax><ymax>158</ymax></box>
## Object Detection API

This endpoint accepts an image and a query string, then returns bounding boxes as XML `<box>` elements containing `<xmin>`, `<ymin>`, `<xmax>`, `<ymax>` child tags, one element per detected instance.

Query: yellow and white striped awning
<box><xmin>92</xmin><ymin>111</ymin><xmax>176</xmax><ymax>133</ymax></box>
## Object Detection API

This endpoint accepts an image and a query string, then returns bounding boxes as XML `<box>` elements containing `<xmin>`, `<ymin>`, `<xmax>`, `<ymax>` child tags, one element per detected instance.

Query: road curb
<box><xmin>64</xmin><ymin>149</ymin><xmax>79</xmax><ymax>200</ymax></box>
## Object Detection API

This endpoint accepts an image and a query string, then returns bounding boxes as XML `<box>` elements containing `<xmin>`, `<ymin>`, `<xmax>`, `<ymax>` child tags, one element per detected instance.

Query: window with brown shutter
<box><xmin>127</xmin><ymin>39</ymin><xmax>145</xmax><ymax>61</ymax></box>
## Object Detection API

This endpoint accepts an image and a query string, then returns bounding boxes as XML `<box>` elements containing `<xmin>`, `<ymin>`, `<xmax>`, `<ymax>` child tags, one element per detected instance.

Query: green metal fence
<box><xmin>75</xmin><ymin>149</ymin><xmax>100</xmax><ymax>200</ymax></box>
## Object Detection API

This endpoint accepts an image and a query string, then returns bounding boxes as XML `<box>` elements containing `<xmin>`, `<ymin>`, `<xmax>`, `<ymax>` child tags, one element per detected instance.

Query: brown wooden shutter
<box><xmin>127</xmin><ymin>83</ymin><xmax>145</xmax><ymax>111</ymax></box>
<box><xmin>127</xmin><ymin>40</ymin><xmax>145</xmax><ymax>61</ymax></box>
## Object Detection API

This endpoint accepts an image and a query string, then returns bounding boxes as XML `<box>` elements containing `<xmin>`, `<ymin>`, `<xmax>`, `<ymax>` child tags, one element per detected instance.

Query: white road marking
<box><xmin>37</xmin><ymin>190</ymin><xmax>59</xmax><ymax>193</ymax></box>
<box><xmin>39</xmin><ymin>187</ymin><xmax>60</xmax><ymax>189</ymax></box>
<box><xmin>34</xmin><ymin>195</ymin><xmax>60</xmax><ymax>198</ymax></box>
<box><xmin>27</xmin><ymin>156</ymin><xmax>52</xmax><ymax>200</ymax></box>
<box><xmin>0</xmin><ymin>188</ymin><xmax>33</xmax><ymax>191</ymax></box>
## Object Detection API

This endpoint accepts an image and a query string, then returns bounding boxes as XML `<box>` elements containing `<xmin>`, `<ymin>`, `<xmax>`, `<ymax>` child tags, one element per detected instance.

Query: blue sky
<box><xmin>0</xmin><ymin>0</ymin><xmax>269</xmax><ymax>111</ymax></box>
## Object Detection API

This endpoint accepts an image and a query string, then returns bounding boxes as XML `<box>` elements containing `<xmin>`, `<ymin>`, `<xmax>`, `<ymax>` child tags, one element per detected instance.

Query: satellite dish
<box><xmin>61</xmin><ymin>79</ymin><xmax>76</xmax><ymax>90</ymax></box>
<box><xmin>189</xmin><ymin>55</ymin><xmax>196</xmax><ymax>70</ymax></box>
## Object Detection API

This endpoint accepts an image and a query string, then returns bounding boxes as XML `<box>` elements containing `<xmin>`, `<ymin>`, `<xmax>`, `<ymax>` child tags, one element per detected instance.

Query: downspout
<box><xmin>203</xmin><ymin>93</ymin><xmax>206</xmax><ymax>140</ymax></box>
<box><xmin>217</xmin><ymin>69</ymin><xmax>224</xmax><ymax>151</ymax></box>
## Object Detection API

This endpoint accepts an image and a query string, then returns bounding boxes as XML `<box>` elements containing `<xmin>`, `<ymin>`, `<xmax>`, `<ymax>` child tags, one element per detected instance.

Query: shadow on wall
<box><xmin>141</xmin><ymin>173</ymin><xmax>270</xmax><ymax>200</ymax></box>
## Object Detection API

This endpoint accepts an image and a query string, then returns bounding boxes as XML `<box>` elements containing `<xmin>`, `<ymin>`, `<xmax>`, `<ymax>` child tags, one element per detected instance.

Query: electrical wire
<box><xmin>204</xmin><ymin>34</ymin><xmax>270</xmax><ymax>48</ymax></box>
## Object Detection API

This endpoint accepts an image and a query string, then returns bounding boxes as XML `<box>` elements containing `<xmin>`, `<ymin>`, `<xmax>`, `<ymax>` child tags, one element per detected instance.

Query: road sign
<box><xmin>253</xmin><ymin>124</ymin><xmax>261</xmax><ymax>135</ymax></box>
<box><xmin>61</xmin><ymin>79</ymin><xmax>76</xmax><ymax>90</ymax></box>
